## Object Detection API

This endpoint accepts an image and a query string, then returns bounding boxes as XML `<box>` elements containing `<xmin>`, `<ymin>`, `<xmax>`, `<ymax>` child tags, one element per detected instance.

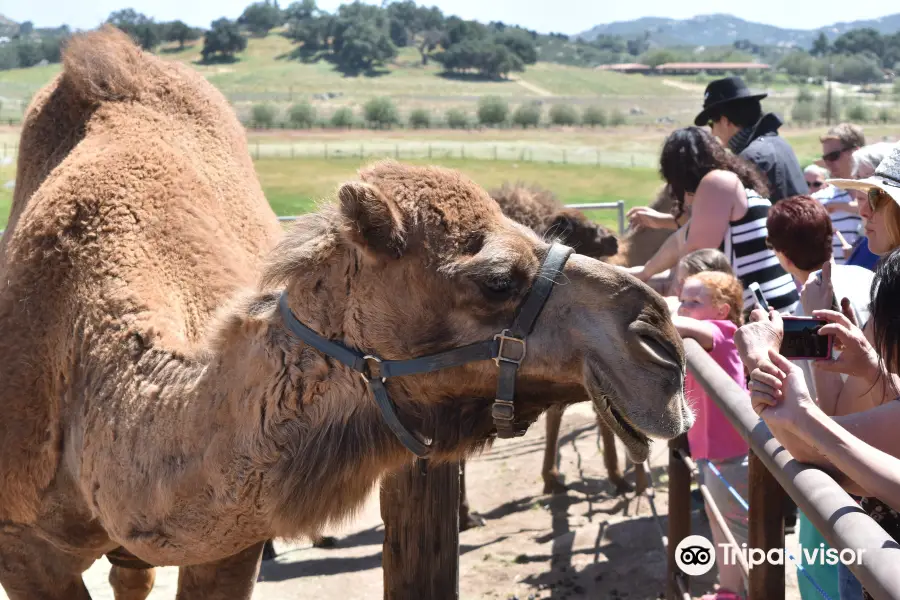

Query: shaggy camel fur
<box><xmin>607</xmin><ymin>185</ymin><xmax>677</xmax><ymax>268</ymax></box>
<box><xmin>0</xmin><ymin>27</ymin><xmax>691</xmax><ymax>600</ymax></box>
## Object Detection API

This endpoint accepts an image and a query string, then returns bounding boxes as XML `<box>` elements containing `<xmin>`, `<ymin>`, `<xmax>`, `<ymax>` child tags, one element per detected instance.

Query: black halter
<box><xmin>278</xmin><ymin>242</ymin><xmax>574</xmax><ymax>459</ymax></box>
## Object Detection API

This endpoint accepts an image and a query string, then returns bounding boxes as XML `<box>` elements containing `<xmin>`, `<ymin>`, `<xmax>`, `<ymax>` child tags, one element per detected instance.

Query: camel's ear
<box><xmin>548</xmin><ymin>211</ymin><xmax>577</xmax><ymax>239</ymax></box>
<box><xmin>338</xmin><ymin>181</ymin><xmax>406</xmax><ymax>259</ymax></box>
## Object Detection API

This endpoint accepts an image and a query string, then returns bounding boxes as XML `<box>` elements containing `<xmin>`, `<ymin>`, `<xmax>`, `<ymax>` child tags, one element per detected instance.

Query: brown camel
<box><xmin>457</xmin><ymin>184</ymin><xmax>658</xmax><ymax>531</ymax></box>
<box><xmin>0</xmin><ymin>27</ymin><xmax>691</xmax><ymax>600</ymax></box>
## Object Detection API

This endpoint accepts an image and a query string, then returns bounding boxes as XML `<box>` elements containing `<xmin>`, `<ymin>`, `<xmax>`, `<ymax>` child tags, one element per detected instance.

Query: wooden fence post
<box><xmin>381</xmin><ymin>460</ymin><xmax>460</xmax><ymax>600</ymax></box>
<box><xmin>667</xmin><ymin>434</ymin><xmax>691</xmax><ymax>600</ymax></box>
<box><xmin>748</xmin><ymin>451</ymin><xmax>785</xmax><ymax>600</ymax></box>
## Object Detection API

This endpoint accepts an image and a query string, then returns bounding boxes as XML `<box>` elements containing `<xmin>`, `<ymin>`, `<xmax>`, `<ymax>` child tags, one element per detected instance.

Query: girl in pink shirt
<box><xmin>673</xmin><ymin>271</ymin><xmax>750</xmax><ymax>600</ymax></box>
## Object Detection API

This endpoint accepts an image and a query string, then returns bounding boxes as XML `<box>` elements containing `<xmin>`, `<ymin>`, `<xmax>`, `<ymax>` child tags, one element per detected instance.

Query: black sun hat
<box><xmin>693</xmin><ymin>76</ymin><xmax>768</xmax><ymax>126</ymax></box>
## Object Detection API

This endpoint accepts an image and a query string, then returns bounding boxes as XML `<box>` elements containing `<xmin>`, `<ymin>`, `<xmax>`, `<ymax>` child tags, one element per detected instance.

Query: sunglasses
<box><xmin>822</xmin><ymin>147</ymin><xmax>851</xmax><ymax>163</ymax></box>
<box><xmin>867</xmin><ymin>187</ymin><xmax>892</xmax><ymax>212</ymax></box>
<box><xmin>806</xmin><ymin>180</ymin><xmax>824</xmax><ymax>190</ymax></box>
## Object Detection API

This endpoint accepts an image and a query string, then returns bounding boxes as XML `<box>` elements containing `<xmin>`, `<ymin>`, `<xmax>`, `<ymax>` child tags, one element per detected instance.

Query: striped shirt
<box><xmin>721</xmin><ymin>189</ymin><xmax>800</xmax><ymax>314</ymax></box>
<box><xmin>812</xmin><ymin>184</ymin><xmax>862</xmax><ymax>265</ymax></box>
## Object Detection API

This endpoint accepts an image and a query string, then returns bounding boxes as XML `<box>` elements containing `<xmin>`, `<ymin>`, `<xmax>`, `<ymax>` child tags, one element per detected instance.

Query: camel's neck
<box><xmin>79</xmin><ymin>278</ymin><xmax>413</xmax><ymax>562</ymax></box>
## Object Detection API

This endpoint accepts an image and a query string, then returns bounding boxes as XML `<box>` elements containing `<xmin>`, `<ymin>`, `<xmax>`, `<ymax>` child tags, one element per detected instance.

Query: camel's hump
<box><xmin>61</xmin><ymin>24</ymin><xmax>145</xmax><ymax>105</ymax></box>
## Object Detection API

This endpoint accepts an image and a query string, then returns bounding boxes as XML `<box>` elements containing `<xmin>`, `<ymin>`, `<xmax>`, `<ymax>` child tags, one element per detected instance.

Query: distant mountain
<box><xmin>577</xmin><ymin>13</ymin><xmax>900</xmax><ymax>49</ymax></box>
<box><xmin>0</xmin><ymin>14</ymin><xmax>19</xmax><ymax>37</ymax></box>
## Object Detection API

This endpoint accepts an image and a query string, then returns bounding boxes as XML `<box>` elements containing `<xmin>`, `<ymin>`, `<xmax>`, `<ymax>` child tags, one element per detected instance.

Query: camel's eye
<box><xmin>478</xmin><ymin>274</ymin><xmax>517</xmax><ymax>301</ymax></box>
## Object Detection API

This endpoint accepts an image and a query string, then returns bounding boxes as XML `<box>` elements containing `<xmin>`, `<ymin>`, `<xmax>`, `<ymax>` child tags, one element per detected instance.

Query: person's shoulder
<box><xmin>701</xmin><ymin>169</ymin><xmax>741</xmax><ymax>190</ymax></box>
<box><xmin>833</xmin><ymin>264</ymin><xmax>875</xmax><ymax>287</ymax></box>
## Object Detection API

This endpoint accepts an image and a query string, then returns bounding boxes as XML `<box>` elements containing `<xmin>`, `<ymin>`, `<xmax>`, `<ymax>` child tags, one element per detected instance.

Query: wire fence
<box><xmin>0</xmin><ymin>140</ymin><xmax>657</xmax><ymax>169</ymax></box>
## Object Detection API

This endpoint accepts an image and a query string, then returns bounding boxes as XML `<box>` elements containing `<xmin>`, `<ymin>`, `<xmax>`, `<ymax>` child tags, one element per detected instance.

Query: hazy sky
<box><xmin>4</xmin><ymin>0</ymin><xmax>896</xmax><ymax>36</ymax></box>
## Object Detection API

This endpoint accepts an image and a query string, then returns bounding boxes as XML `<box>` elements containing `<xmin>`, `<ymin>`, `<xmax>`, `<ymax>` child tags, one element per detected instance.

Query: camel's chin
<box><xmin>592</xmin><ymin>393</ymin><xmax>650</xmax><ymax>463</ymax></box>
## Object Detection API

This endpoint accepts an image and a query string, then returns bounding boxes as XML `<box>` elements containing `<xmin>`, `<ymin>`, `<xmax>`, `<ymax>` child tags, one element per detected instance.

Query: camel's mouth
<box><xmin>587</xmin><ymin>366</ymin><xmax>651</xmax><ymax>463</ymax></box>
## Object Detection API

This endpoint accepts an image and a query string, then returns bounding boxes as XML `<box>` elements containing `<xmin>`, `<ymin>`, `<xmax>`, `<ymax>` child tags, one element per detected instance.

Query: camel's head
<box><xmin>271</xmin><ymin>161</ymin><xmax>689</xmax><ymax>461</ymax></box>
<box><xmin>548</xmin><ymin>208</ymin><xmax>619</xmax><ymax>259</ymax></box>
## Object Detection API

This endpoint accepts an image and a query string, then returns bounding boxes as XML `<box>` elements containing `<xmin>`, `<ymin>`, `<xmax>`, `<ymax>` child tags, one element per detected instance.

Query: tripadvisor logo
<box><xmin>675</xmin><ymin>534</ymin><xmax>867</xmax><ymax>576</ymax></box>
<box><xmin>675</xmin><ymin>535</ymin><xmax>716</xmax><ymax>576</ymax></box>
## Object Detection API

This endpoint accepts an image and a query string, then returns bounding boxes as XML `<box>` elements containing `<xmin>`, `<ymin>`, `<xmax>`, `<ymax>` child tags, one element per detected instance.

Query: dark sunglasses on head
<box><xmin>822</xmin><ymin>147</ymin><xmax>851</xmax><ymax>162</ymax></box>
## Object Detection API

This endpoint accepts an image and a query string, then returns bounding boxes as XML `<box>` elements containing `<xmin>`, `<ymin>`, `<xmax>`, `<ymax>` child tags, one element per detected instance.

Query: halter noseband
<box><xmin>278</xmin><ymin>242</ymin><xmax>574</xmax><ymax>459</ymax></box>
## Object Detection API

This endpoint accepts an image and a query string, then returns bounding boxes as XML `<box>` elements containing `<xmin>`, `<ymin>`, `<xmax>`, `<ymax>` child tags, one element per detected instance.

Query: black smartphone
<box><xmin>780</xmin><ymin>317</ymin><xmax>834</xmax><ymax>360</ymax></box>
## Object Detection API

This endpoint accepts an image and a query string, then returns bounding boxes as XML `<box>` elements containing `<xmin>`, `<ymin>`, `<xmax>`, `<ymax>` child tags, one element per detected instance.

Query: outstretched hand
<box><xmin>800</xmin><ymin>261</ymin><xmax>836</xmax><ymax>315</ymax></box>
<box><xmin>626</xmin><ymin>206</ymin><xmax>676</xmax><ymax>232</ymax></box>
<box><xmin>735</xmin><ymin>308</ymin><xmax>784</xmax><ymax>372</ymax></box>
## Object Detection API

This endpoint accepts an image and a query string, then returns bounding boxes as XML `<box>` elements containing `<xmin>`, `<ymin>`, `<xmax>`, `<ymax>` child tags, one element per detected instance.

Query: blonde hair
<box><xmin>686</xmin><ymin>271</ymin><xmax>745</xmax><ymax>327</ymax></box>
<box><xmin>884</xmin><ymin>198</ymin><xmax>900</xmax><ymax>249</ymax></box>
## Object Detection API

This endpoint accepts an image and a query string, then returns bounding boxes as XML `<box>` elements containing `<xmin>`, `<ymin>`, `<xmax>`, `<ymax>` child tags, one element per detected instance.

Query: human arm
<box><xmin>752</xmin><ymin>350</ymin><xmax>900</xmax><ymax>504</ymax></box>
<box><xmin>626</xmin><ymin>225</ymin><xmax>687</xmax><ymax>282</ymax></box>
<box><xmin>626</xmin><ymin>206</ymin><xmax>679</xmax><ymax>231</ymax></box>
<box><xmin>670</xmin><ymin>316</ymin><xmax>717</xmax><ymax>351</ymax></box>
<box><xmin>681</xmin><ymin>171</ymin><xmax>738</xmax><ymax>254</ymax></box>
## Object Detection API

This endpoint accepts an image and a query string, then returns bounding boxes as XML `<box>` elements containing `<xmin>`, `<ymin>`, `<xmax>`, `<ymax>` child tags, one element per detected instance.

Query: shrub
<box><xmin>446</xmin><ymin>108</ymin><xmax>469</xmax><ymax>129</ymax></box>
<box><xmin>796</xmin><ymin>87</ymin><xmax>815</xmax><ymax>103</ymax></box>
<box><xmin>477</xmin><ymin>96</ymin><xmax>509</xmax><ymax>127</ymax></box>
<box><xmin>845</xmin><ymin>102</ymin><xmax>871</xmax><ymax>123</ymax></box>
<box><xmin>288</xmin><ymin>101</ymin><xmax>317</xmax><ymax>128</ymax></box>
<box><xmin>878</xmin><ymin>106</ymin><xmax>895</xmax><ymax>124</ymax></box>
<box><xmin>364</xmin><ymin>97</ymin><xmax>399</xmax><ymax>129</ymax></box>
<box><xmin>582</xmin><ymin>106</ymin><xmax>607</xmax><ymax>127</ymax></box>
<box><xmin>791</xmin><ymin>100</ymin><xmax>816</xmax><ymax>125</ymax></box>
<box><xmin>549</xmin><ymin>103</ymin><xmax>579</xmax><ymax>126</ymax></box>
<box><xmin>408</xmin><ymin>108</ymin><xmax>431</xmax><ymax>129</ymax></box>
<box><xmin>330</xmin><ymin>107</ymin><xmax>355</xmax><ymax>129</ymax></box>
<box><xmin>609</xmin><ymin>109</ymin><xmax>627</xmax><ymax>127</ymax></box>
<box><xmin>251</xmin><ymin>103</ymin><xmax>277</xmax><ymax>128</ymax></box>
<box><xmin>512</xmin><ymin>102</ymin><xmax>541</xmax><ymax>128</ymax></box>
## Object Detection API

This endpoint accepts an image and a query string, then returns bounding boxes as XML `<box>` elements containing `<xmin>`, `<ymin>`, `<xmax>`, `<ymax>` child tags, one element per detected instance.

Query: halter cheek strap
<box><xmin>278</xmin><ymin>242</ymin><xmax>574</xmax><ymax>458</ymax></box>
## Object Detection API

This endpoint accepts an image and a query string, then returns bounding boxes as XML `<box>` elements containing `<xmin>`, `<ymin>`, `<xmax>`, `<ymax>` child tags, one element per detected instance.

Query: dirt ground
<box><xmin>0</xmin><ymin>403</ymin><xmax>801</xmax><ymax>600</ymax></box>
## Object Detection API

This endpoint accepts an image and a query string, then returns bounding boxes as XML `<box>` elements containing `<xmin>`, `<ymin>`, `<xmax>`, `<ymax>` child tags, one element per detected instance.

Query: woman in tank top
<box><xmin>625</xmin><ymin>127</ymin><xmax>798</xmax><ymax>313</ymax></box>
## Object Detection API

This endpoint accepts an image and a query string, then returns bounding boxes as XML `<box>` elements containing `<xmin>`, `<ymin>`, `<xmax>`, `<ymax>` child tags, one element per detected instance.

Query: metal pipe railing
<box><xmin>679</xmin><ymin>337</ymin><xmax>900</xmax><ymax>599</ymax></box>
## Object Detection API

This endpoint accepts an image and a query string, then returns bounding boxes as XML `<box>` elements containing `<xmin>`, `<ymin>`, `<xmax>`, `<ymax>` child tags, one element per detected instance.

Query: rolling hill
<box><xmin>577</xmin><ymin>12</ymin><xmax>900</xmax><ymax>49</ymax></box>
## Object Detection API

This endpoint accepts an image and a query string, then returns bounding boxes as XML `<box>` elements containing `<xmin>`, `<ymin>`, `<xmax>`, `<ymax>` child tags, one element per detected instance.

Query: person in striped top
<box><xmin>624</xmin><ymin>127</ymin><xmax>799</xmax><ymax>314</ymax></box>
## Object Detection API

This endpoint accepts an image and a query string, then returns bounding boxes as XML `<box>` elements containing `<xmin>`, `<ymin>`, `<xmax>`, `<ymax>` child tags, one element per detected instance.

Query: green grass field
<box><xmin>0</xmin><ymin>157</ymin><xmax>659</xmax><ymax>231</ymax></box>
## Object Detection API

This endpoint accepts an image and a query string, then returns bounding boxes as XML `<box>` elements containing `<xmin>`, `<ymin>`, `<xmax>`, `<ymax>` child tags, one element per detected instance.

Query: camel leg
<box><xmin>633</xmin><ymin>460</ymin><xmax>649</xmax><ymax>495</ymax></box>
<box><xmin>458</xmin><ymin>460</ymin><xmax>485</xmax><ymax>530</ymax></box>
<box><xmin>595</xmin><ymin>413</ymin><xmax>634</xmax><ymax>495</ymax></box>
<box><xmin>261</xmin><ymin>539</ymin><xmax>277</xmax><ymax>561</ymax></box>
<box><xmin>175</xmin><ymin>541</ymin><xmax>265</xmax><ymax>600</ymax></box>
<box><xmin>109</xmin><ymin>566</ymin><xmax>155</xmax><ymax>600</ymax></box>
<box><xmin>0</xmin><ymin>528</ymin><xmax>94</xmax><ymax>600</ymax></box>
<box><xmin>541</xmin><ymin>404</ymin><xmax>568</xmax><ymax>494</ymax></box>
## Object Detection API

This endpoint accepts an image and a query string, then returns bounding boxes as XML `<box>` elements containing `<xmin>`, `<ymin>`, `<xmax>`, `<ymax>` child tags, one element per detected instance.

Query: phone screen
<box><xmin>780</xmin><ymin>318</ymin><xmax>831</xmax><ymax>359</ymax></box>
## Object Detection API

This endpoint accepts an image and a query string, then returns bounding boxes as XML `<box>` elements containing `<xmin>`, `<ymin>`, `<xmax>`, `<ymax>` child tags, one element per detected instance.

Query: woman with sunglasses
<box><xmin>622</xmin><ymin>127</ymin><xmax>799</xmax><ymax>314</ymax></box>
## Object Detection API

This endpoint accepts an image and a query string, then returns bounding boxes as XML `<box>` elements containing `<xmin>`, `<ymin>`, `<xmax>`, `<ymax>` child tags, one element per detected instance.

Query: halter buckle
<box><xmin>493</xmin><ymin>330</ymin><xmax>526</xmax><ymax>366</ymax></box>
<box><xmin>360</xmin><ymin>355</ymin><xmax>385</xmax><ymax>383</ymax></box>
<box><xmin>492</xmin><ymin>399</ymin><xmax>515</xmax><ymax>421</ymax></box>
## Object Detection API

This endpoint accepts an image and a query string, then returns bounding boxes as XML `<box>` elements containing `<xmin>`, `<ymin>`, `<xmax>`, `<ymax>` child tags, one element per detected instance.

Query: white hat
<box><xmin>828</xmin><ymin>142</ymin><xmax>900</xmax><ymax>205</ymax></box>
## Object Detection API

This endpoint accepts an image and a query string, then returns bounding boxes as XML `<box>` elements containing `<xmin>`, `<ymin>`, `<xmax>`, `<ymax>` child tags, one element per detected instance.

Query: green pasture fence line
<box><xmin>249</xmin><ymin>140</ymin><xmax>656</xmax><ymax>169</ymax></box>
<box><xmin>3</xmin><ymin>140</ymin><xmax>656</xmax><ymax>168</ymax></box>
